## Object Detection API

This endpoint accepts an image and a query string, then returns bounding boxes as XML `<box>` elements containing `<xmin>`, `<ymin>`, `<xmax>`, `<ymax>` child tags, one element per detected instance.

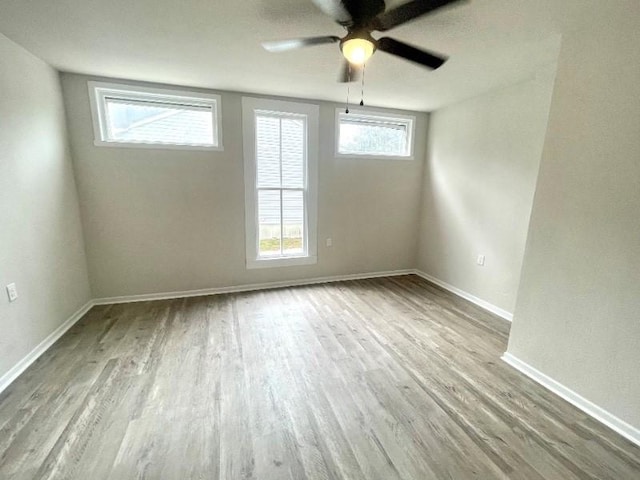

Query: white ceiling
<box><xmin>0</xmin><ymin>0</ymin><xmax>602</xmax><ymax>111</ymax></box>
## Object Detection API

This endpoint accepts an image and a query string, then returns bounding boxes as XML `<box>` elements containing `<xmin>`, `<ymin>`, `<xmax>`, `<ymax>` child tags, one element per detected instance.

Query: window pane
<box><xmin>337</xmin><ymin>112</ymin><xmax>413</xmax><ymax>157</ymax></box>
<box><xmin>282</xmin><ymin>190</ymin><xmax>305</xmax><ymax>256</ymax></box>
<box><xmin>281</xmin><ymin>118</ymin><xmax>305</xmax><ymax>188</ymax></box>
<box><xmin>256</xmin><ymin>116</ymin><xmax>281</xmax><ymax>188</ymax></box>
<box><xmin>258</xmin><ymin>190</ymin><xmax>281</xmax><ymax>256</ymax></box>
<box><xmin>339</xmin><ymin>121</ymin><xmax>407</xmax><ymax>156</ymax></box>
<box><xmin>105</xmin><ymin>98</ymin><xmax>214</xmax><ymax>146</ymax></box>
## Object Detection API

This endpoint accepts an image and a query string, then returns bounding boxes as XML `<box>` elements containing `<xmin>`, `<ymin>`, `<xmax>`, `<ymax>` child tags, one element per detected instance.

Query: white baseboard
<box><xmin>502</xmin><ymin>352</ymin><xmax>640</xmax><ymax>447</ymax></box>
<box><xmin>0</xmin><ymin>300</ymin><xmax>94</xmax><ymax>395</ymax></box>
<box><xmin>413</xmin><ymin>270</ymin><xmax>513</xmax><ymax>321</ymax></box>
<box><xmin>92</xmin><ymin>269</ymin><xmax>415</xmax><ymax>305</ymax></box>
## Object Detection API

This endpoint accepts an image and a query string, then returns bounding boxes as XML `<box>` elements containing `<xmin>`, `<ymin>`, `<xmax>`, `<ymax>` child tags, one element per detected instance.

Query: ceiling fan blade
<box><xmin>262</xmin><ymin>35</ymin><xmax>340</xmax><ymax>52</ymax></box>
<box><xmin>377</xmin><ymin>37</ymin><xmax>447</xmax><ymax>69</ymax></box>
<box><xmin>310</xmin><ymin>0</ymin><xmax>352</xmax><ymax>25</ymax></box>
<box><xmin>338</xmin><ymin>60</ymin><xmax>362</xmax><ymax>83</ymax></box>
<box><xmin>375</xmin><ymin>0</ymin><xmax>465</xmax><ymax>31</ymax></box>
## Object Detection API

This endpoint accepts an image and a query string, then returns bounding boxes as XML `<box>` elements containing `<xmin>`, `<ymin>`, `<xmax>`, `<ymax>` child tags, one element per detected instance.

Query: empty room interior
<box><xmin>1</xmin><ymin>0</ymin><xmax>639</xmax><ymax>478</ymax></box>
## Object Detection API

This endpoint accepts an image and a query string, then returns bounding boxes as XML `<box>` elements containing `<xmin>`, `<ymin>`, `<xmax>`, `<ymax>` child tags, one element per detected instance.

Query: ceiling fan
<box><xmin>262</xmin><ymin>0</ymin><xmax>466</xmax><ymax>82</ymax></box>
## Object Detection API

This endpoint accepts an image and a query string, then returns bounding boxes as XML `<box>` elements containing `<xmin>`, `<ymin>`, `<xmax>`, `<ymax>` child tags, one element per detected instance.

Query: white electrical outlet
<box><xmin>477</xmin><ymin>255</ymin><xmax>486</xmax><ymax>266</ymax></box>
<box><xmin>6</xmin><ymin>283</ymin><xmax>18</xmax><ymax>302</ymax></box>
<box><xmin>326</xmin><ymin>238</ymin><xmax>333</xmax><ymax>247</ymax></box>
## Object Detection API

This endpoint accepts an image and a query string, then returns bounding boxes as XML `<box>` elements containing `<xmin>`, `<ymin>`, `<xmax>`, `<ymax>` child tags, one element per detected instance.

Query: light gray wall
<box><xmin>507</xmin><ymin>4</ymin><xmax>640</xmax><ymax>429</ymax></box>
<box><xmin>416</xmin><ymin>68</ymin><xmax>557</xmax><ymax>314</ymax></box>
<box><xmin>0</xmin><ymin>35</ymin><xmax>91</xmax><ymax>379</ymax></box>
<box><xmin>60</xmin><ymin>73</ymin><xmax>427</xmax><ymax>298</ymax></box>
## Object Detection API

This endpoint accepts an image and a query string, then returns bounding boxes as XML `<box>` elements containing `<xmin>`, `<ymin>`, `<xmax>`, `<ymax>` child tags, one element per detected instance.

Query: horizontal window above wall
<box><xmin>88</xmin><ymin>81</ymin><xmax>223</xmax><ymax>151</ymax></box>
<box><xmin>335</xmin><ymin>109</ymin><xmax>415</xmax><ymax>160</ymax></box>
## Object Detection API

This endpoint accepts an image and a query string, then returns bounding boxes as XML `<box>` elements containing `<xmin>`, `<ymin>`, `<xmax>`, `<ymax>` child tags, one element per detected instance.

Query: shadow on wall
<box><xmin>417</xmin><ymin>63</ymin><xmax>558</xmax><ymax>314</ymax></box>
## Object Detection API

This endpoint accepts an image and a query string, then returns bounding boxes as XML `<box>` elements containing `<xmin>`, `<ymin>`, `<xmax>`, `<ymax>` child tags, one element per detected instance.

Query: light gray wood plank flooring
<box><xmin>0</xmin><ymin>275</ymin><xmax>639</xmax><ymax>479</ymax></box>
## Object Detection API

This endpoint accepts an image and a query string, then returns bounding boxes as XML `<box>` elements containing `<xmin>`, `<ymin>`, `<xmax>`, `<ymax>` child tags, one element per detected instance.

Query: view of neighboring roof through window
<box><xmin>336</xmin><ymin>109</ymin><xmax>414</xmax><ymax>159</ymax></box>
<box><xmin>88</xmin><ymin>82</ymin><xmax>222</xmax><ymax>150</ymax></box>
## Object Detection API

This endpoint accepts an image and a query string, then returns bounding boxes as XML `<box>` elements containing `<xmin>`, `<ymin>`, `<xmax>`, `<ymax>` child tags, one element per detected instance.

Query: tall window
<box><xmin>242</xmin><ymin>98</ymin><xmax>318</xmax><ymax>268</ymax></box>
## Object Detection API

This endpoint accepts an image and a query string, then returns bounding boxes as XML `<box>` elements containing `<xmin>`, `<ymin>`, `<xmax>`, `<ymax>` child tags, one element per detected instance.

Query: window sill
<box><xmin>246</xmin><ymin>255</ymin><xmax>317</xmax><ymax>270</ymax></box>
<box><xmin>335</xmin><ymin>152</ymin><xmax>414</xmax><ymax>161</ymax></box>
<box><xmin>93</xmin><ymin>139</ymin><xmax>223</xmax><ymax>152</ymax></box>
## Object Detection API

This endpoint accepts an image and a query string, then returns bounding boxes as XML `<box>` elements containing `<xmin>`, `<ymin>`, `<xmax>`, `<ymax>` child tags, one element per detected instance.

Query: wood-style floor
<box><xmin>0</xmin><ymin>275</ymin><xmax>639</xmax><ymax>479</ymax></box>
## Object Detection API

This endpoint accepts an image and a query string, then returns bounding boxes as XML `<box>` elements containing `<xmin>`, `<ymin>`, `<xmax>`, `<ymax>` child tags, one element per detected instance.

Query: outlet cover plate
<box><xmin>6</xmin><ymin>283</ymin><xmax>18</xmax><ymax>302</ymax></box>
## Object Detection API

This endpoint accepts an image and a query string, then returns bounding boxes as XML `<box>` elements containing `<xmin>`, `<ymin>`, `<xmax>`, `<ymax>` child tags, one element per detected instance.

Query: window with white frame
<box><xmin>88</xmin><ymin>81</ymin><xmax>222</xmax><ymax>150</ymax></box>
<box><xmin>336</xmin><ymin>109</ymin><xmax>415</xmax><ymax>159</ymax></box>
<box><xmin>242</xmin><ymin>97</ymin><xmax>319</xmax><ymax>269</ymax></box>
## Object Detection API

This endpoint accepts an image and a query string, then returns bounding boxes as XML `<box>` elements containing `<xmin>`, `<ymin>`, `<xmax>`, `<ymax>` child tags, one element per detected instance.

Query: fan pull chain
<box><xmin>345</xmin><ymin>63</ymin><xmax>351</xmax><ymax>114</ymax></box>
<box><xmin>360</xmin><ymin>62</ymin><xmax>366</xmax><ymax>106</ymax></box>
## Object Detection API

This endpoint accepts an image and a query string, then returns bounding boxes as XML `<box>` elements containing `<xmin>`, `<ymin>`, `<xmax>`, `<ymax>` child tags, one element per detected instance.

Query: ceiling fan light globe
<box><xmin>341</xmin><ymin>38</ymin><xmax>375</xmax><ymax>65</ymax></box>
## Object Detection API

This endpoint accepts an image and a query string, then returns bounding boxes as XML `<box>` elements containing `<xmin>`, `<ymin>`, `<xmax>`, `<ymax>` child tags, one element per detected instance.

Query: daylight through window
<box><xmin>337</xmin><ymin>110</ymin><xmax>414</xmax><ymax>158</ymax></box>
<box><xmin>88</xmin><ymin>82</ymin><xmax>222</xmax><ymax>150</ymax></box>
<box><xmin>256</xmin><ymin>113</ymin><xmax>306</xmax><ymax>258</ymax></box>
<box><xmin>242</xmin><ymin>97</ymin><xmax>319</xmax><ymax>269</ymax></box>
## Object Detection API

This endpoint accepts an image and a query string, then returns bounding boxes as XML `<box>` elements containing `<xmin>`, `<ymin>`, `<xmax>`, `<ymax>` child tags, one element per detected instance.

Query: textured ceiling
<box><xmin>0</xmin><ymin>0</ymin><xmax>604</xmax><ymax>111</ymax></box>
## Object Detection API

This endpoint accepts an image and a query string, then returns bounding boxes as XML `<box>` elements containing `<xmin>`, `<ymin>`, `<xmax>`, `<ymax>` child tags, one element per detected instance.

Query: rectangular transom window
<box><xmin>336</xmin><ymin>109</ymin><xmax>415</xmax><ymax>159</ymax></box>
<box><xmin>88</xmin><ymin>81</ymin><xmax>222</xmax><ymax>150</ymax></box>
<box><xmin>242</xmin><ymin>97</ymin><xmax>319</xmax><ymax>269</ymax></box>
